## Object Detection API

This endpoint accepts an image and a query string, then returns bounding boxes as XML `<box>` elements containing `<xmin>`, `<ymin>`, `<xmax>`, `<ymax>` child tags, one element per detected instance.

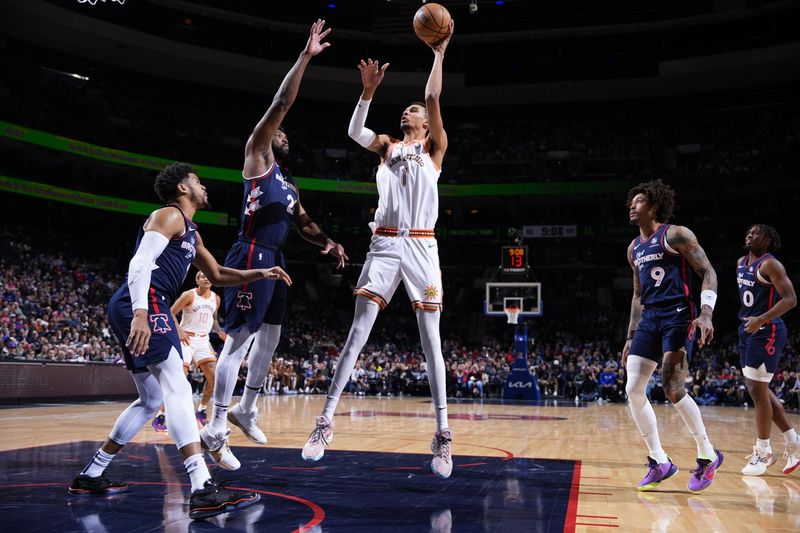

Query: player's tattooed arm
<box><xmin>192</xmin><ymin>233</ymin><xmax>292</xmax><ymax>287</ymax></box>
<box><xmin>668</xmin><ymin>225</ymin><xmax>716</xmax><ymax>344</ymax></box>
<box><xmin>743</xmin><ymin>258</ymin><xmax>797</xmax><ymax>333</ymax></box>
<box><xmin>244</xmin><ymin>19</ymin><xmax>331</xmax><ymax>176</ymax></box>
<box><xmin>668</xmin><ymin>225</ymin><xmax>718</xmax><ymax>308</ymax></box>
<box><xmin>623</xmin><ymin>241</ymin><xmax>642</xmax><ymax>365</ymax></box>
<box><xmin>293</xmin><ymin>201</ymin><xmax>348</xmax><ymax>269</ymax></box>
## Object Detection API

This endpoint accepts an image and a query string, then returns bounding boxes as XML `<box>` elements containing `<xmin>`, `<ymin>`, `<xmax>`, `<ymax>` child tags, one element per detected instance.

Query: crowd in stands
<box><xmin>3</xmin><ymin>223</ymin><xmax>799</xmax><ymax>410</ymax></box>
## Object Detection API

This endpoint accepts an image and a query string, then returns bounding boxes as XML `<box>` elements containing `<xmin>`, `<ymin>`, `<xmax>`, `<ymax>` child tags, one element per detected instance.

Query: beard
<box><xmin>192</xmin><ymin>188</ymin><xmax>210</xmax><ymax>209</ymax></box>
<box><xmin>273</xmin><ymin>144</ymin><xmax>289</xmax><ymax>161</ymax></box>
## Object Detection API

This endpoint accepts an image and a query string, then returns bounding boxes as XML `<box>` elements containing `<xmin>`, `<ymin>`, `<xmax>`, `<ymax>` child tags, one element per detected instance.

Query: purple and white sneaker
<box><xmin>688</xmin><ymin>449</ymin><xmax>724</xmax><ymax>493</ymax></box>
<box><xmin>151</xmin><ymin>414</ymin><xmax>167</xmax><ymax>432</ymax></box>
<box><xmin>638</xmin><ymin>457</ymin><xmax>678</xmax><ymax>491</ymax></box>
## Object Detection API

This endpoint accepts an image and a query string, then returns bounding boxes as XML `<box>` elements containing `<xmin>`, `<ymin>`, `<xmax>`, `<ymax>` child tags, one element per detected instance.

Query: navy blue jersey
<box><xmin>238</xmin><ymin>163</ymin><xmax>298</xmax><ymax>250</ymax></box>
<box><xmin>123</xmin><ymin>205</ymin><xmax>197</xmax><ymax>302</ymax></box>
<box><xmin>631</xmin><ymin>224</ymin><xmax>693</xmax><ymax>309</ymax></box>
<box><xmin>736</xmin><ymin>253</ymin><xmax>783</xmax><ymax>324</ymax></box>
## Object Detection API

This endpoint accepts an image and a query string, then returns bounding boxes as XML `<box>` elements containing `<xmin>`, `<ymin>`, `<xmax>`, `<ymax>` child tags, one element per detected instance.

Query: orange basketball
<box><xmin>413</xmin><ymin>3</ymin><xmax>452</xmax><ymax>45</ymax></box>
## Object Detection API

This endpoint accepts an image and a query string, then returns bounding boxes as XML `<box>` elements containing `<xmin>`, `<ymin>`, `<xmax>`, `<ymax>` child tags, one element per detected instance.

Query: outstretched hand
<box><xmin>304</xmin><ymin>19</ymin><xmax>332</xmax><ymax>57</ymax></box>
<box><xmin>263</xmin><ymin>266</ymin><xmax>293</xmax><ymax>286</ymax></box>
<box><xmin>321</xmin><ymin>241</ymin><xmax>349</xmax><ymax>269</ymax></box>
<box><xmin>358</xmin><ymin>59</ymin><xmax>389</xmax><ymax>92</ymax></box>
<box><xmin>429</xmin><ymin>20</ymin><xmax>454</xmax><ymax>53</ymax></box>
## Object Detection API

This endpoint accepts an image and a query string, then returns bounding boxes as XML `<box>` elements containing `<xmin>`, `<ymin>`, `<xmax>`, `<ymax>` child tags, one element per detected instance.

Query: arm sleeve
<box><xmin>347</xmin><ymin>97</ymin><xmax>377</xmax><ymax>148</ymax></box>
<box><xmin>127</xmin><ymin>231</ymin><xmax>170</xmax><ymax>311</ymax></box>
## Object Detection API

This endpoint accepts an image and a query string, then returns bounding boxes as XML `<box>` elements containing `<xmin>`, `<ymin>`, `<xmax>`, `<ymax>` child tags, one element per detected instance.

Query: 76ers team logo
<box><xmin>424</xmin><ymin>285</ymin><xmax>439</xmax><ymax>301</ymax></box>
<box><xmin>237</xmin><ymin>291</ymin><xmax>254</xmax><ymax>311</ymax></box>
<box><xmin>149</xmin><ymin>314</ymin><xmax>172</xmax><ymax>334</ymax></box>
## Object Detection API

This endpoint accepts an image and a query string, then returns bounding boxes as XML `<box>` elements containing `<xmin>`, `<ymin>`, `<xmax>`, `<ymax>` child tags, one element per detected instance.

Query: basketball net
<box><xmin>504</xmin><ymin>306</ymin><xmax>520</xmax><ymax>325</ymax></box>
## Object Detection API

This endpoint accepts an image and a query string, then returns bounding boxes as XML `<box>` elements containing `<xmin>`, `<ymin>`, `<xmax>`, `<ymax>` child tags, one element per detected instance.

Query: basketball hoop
<box><xmin>503</xmin><ymin>296</ymin><xmax>523</xmax><ymax>324</ymax></box>
<box><xmin>504</xmin><ymin>305</ymin><xmax>520</xmax><ymax>325</ymax></box>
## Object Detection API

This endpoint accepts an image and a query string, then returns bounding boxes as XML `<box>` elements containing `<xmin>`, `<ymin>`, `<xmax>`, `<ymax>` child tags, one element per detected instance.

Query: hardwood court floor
<box><xmin>1</xmin><ymin>395</ymin><xmax>799</xmax><ymax>531</ymax></box>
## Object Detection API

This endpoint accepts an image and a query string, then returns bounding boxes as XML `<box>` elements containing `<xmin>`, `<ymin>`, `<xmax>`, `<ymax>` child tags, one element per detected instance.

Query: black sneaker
<box><xmin>189</xmin><ymin>479</ymin><xmax>260</xmax><ymax>520</ymax></box>
<box><xmin>68</xmin><ymin>473</ymin><xmax>129</xmax><ymax>495</ymax></box>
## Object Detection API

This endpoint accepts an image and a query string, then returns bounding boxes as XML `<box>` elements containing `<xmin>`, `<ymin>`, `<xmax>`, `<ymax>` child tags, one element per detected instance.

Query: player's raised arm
<box><xmin>424</xmin><ymin>20</ymin><xmax>453</xmax><ymax>167</ymax></box>
<box><xmin>667</xmin><ymin>225</ymin><xmax>718</xmax><ymax>345</ymax></box>
<box><xmin>623</xmin><ymin>241</ymin><xmax>643</xmax><ymax>366</ymax></box>
<box><xmin>244</xmin><ymin>19</ymin><xmax>331</xmax><ymax>177</ymax></box>
<box><xmin>348</xmin><ymin>59</ymin><xmax>394</xmax><ymax>156</ymax></box>
<box><xmin>192</xmin><ymin>233</ymin><xmax>292</xmax><ymax>287</ymax></box>
<box><xmin>292</xmin><ymin>200</ymin><xmax>348</xmax><ymax>269</ymax></box>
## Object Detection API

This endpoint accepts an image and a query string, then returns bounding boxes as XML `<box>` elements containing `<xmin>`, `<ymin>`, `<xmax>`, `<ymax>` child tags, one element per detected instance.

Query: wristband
<box><xmin>700</xmin><ymin>290</ymin><xmax>717</xmax><ymax>311</ymax></box>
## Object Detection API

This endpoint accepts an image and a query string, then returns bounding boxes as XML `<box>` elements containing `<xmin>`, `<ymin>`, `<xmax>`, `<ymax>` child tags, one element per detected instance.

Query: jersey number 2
<box><xmin>286</xmin><ymin>195</ymin><xmax>297</xmax><ymax>215</ymax></box>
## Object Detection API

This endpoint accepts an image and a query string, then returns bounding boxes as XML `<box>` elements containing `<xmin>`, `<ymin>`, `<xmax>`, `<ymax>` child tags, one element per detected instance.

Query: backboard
<box><xmin>484</xmin><ymin>282</ymin><xmax>542</xmax><ymax>317</ymax></box>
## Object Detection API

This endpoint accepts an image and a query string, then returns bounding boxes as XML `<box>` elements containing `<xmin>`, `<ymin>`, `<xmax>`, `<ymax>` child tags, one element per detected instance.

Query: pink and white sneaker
<box><xmin>431</xmin><ymin>429</ymin><xmax>453</xmax><ymax>479</ymax></box>
<box><xmin>301</xmin><ymin>416</ymin><xmax>333</xmax><ymax>461</ymax></box>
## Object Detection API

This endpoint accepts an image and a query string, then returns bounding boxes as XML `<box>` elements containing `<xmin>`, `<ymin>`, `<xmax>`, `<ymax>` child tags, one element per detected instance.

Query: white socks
<box><xmin>322</xmin><ymin>298</ymin><xmax>380</xmax><ymax>422</ymax></box>
<box><xmin>415</xmin><ymin>309</ymin><xmax>449</xmax><ymax>432</ymax></box>
<box><xmin>184</xmin><ymin>453</ymin><xmax>211</xmax><ymax>492</ymax></box>
<box><xmin>784</xmin><ymin>428</ymin><xmax>799</xmax><ymax>446</ymax></box>
<box><xmin>625</xmin><ymin>356</ymin><xmax>668</xmax><ymax>463</ymax></box>
<box><xmin>81</xmin><ymin>449</ymin><xmax>115</xmax><ymax>478</ymax></box>
<box><xmin>757</xmin><ymin>438</ymin><xmax>771</xmax><ymax>453</ymax></box>
<box><xmin>673</xmin><ymin>395</ymin><xmax>716</xmax><ymax>460</ymax></box>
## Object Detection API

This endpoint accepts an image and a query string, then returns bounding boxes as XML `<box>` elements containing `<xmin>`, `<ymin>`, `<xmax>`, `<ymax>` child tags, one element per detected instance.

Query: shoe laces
<box><xmin>746</xmin><ymin>446</ymin><xmax>771</xmax><ymax>464</ymax></box>
<box><xmin>690</xmin><ymin>458</ymin><xmax>711</xmax><ymax>478</ymax></box>
<box><xmin>434</xmin><ymin>432</ymin><xmax>452</xmax><ymax>459</ymax></box>
<box><xmin>308</xmin><ymin>418</ymin><xmax>331</xmax><ymax>446</ymax></box>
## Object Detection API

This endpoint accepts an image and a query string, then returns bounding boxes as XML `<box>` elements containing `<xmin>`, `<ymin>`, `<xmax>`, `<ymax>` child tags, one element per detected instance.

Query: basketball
<box><xmin>413</xmin><ymin>3</ymin><xmax>452</xmax><ymax>45</ymax></box>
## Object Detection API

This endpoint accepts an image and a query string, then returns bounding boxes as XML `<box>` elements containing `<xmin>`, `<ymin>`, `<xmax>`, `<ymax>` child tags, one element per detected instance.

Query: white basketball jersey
<box><xmin>373</xmin><ymin>140</ymin><xmax>441</xmax><ymax>230</ymax></box>
<box><xmin>179</xmin><ymin>289</ymin><xmax>217</xmax><ymax>335</ymax></box>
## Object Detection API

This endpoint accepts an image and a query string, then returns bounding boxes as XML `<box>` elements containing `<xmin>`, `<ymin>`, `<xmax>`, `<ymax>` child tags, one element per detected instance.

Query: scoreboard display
<box><xmin>502</xmin><ymin>246</ymin><xmax>528</xmax><ymax>273</ymax></box>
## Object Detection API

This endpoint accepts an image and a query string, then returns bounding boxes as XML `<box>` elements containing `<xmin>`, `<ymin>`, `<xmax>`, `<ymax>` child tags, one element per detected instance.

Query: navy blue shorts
<box><xmin>629</xmin><ymin>303</ymin><xmax>695</xmax><ymax>364</ymax></box>
<box><xmin>107</xmin><ymin>287</ymin><xmax>183</xmax><ymax>374</ymax></box>
<box><xmin>222</xmin><ymin>241</ymin><xmax>287</xmax><ymax>333</ymax></box>
<box><xmin>738</xmin><ymin>321</ymin><xmax>787</xmax><ymax>375</ymax></box>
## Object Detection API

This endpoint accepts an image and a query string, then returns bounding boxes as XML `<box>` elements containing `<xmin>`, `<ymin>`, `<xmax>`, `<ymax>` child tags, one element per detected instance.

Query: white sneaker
<box><xmin>784</xmin><ymin>441</ymin><xmax>800</xmax><ymax>475</ymax></box>
<box><xmin>227</xmin><ymin>404</ymin><xmax>267</xmax><ymax>445</ymax></box>
<box><xmin>742</xmin><ymin>446</ymin><xmax>776</xmax><ymax>476</ymax></box>
<box><xmin>199</xmin><ymin>426</ymin><xmax>240</xmax><ymax>470</ymax></box>
<box><xmin>431</xmin><ymin>429</ymin><xmax>453</xmax><ymax>479</ymax></box>
<box><xmin>301</xmin><ymin>416</ymin><xmax>333</xmax><ymax>461</ymax></box>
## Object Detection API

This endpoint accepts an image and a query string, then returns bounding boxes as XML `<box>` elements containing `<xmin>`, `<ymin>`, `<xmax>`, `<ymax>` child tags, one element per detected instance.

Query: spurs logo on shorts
<box><xmin>237</xmin><ymin>291</ymin><xmax>254</xmax><ymax>311</ymax></box>
<box><xmin>424</xmin><ymin>285</ymin><xmax>438</xmax><ymax>301</ymax></box>
<box><xmin>149</xmin><ymin>314</ymin><xmax>171</xmax><ymax>334</ymax></box>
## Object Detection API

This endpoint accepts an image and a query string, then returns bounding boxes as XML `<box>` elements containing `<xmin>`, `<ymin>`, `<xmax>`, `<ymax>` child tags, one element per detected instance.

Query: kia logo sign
<box><xmin>508</xmin><ymin>381</ymin><xmax>533</xmax><ymax>388</ymax></box>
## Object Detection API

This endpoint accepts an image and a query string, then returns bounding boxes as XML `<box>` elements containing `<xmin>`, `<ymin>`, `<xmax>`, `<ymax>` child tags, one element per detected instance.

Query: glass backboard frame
<box><xmin>484</xmin><ymin>282</ymin><xmax>543</xmax><ymax>317</ymax></box>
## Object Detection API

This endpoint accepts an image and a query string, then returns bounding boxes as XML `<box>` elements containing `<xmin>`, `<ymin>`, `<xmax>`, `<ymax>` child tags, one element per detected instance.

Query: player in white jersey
<box><xmin>172</xmin><ymin>271</ymin><xmax>227</xmax><ymax>425</ymax></box>
<box><xmin>302</xmin><ymin>21</ymin><xmax>455</xmax><ymax>479</ymax></box>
